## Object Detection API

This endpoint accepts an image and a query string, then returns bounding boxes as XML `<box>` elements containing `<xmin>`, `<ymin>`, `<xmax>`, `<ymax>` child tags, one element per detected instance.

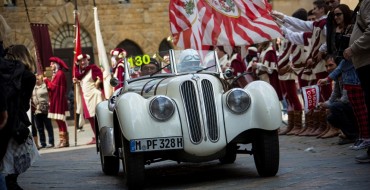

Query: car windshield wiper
<box><xmin>150</xmin><ymin>64</ymin><xmax>170</xmax><ymax>77</ymax></box>
<box><xmin>196</xmin><ymin>64</ymin><xmax>216</xmax><ymax>73</ymax></box>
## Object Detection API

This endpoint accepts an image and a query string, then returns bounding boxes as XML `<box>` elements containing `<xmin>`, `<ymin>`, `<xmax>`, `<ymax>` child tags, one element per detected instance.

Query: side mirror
<box><xmin>110</xmin><ymin>77</ymin><xmax>119</xmax><ymax>87</ymax></box>
<box><xmin>224</xmin><ymin>68</ymin><xmax>233</xmax><ymax>79</ymax></box>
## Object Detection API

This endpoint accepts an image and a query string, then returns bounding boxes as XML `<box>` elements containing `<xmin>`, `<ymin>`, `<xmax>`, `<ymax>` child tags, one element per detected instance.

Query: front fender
<box><xmin>95</xmin><ymin>100</ymin><xmax>113</xmax><ymax>130</ymax></box>
<box><xmin>115</xmin><ymin>92</ymin><xmax>183</xmax><ymax>140</ymax></box>
<box><xmin>99</xmin><ymin>126</ymin><xmax>115</xmax><ymax>157</ymax></box>
<box><xmin>223</xmin><ymin>81</ymin><xmax>281</xmax><ymax>141</ymax></box>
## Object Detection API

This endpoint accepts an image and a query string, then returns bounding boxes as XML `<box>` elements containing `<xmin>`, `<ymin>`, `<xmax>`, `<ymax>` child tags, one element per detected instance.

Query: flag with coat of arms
<box><xmin>169</xmin><ymin>0</ymin><xmax>282</xmax><ymax>49</ymax></box>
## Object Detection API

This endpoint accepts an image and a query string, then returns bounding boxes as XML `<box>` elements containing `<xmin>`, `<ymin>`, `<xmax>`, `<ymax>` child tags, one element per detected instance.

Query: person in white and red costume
<box><xmin>73</xmin><ymin>53</ymin><xmax>104</xmax><ymax>145</ymax></box>
<box><xmin>110</xmin><ymin>48</ymin><xmax>127</xmax><ymax>91</ymax></box>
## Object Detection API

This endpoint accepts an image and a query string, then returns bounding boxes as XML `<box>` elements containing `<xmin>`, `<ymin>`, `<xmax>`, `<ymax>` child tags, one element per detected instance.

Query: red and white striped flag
<box><xmin>169</xmin><ymin>0</ymin><xmax>282</xmax><ymax>49</ymax></box>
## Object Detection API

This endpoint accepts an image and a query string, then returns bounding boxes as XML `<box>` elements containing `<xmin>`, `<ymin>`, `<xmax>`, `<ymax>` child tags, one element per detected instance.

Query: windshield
<box><xmin>173</xmin><ymin>49</ymin><xmax>218</xmax><ymax>73</ymax></box>
<box><xmin>125</xmin><ymin>50</ymin><xmax>172</xmax><ymax>79</ymax></box>
<box><xmin>124</xmin><ymin>49</ymin><xmax>219</xmax><ymax>80</ymax></box>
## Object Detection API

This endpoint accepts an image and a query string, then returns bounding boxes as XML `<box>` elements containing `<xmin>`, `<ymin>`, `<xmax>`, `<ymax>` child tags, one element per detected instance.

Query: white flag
<box><xmin>94</xmin><ymin>6</ymin><xmax>112</xmax><ymax>99</ymax></box>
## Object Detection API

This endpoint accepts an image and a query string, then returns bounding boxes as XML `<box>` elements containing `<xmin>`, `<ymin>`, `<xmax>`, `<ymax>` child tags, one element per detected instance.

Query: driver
<box><xmin>140</xmin><ymin>58</ymin><xmax>160</xmax><ymax>76</ymax></box>
<box><xmin>178</xmin><ymin>49</ymin><xmax>201</xmax><ymax>72</ymax></box>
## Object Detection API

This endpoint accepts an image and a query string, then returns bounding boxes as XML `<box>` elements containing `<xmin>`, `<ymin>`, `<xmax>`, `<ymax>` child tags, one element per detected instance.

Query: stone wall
<box><xmin>0</xmin><ymin>0</ymin><xmax>359</xmax><ymax>56</ymax></box>
<box><xmin>0</xmin><ymin>0</ymin><xmax>172</xmax><ymax>58</ymax></box>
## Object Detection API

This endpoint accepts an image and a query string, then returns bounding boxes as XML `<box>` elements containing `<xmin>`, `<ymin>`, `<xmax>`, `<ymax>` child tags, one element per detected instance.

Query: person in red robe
<box><xmin>73</xmin><ymin>54</ymin><xmax>104</xmax><ymax>145</ymax></box>
<box><xmin>110</xmin><ymin>48</ymin><xmax>126</xmax><ymax>91</ymax></box>
<box><xmin>43</xmin><ymin>56</ymin><xmax>69</xmax><ymax>148</ymax></box>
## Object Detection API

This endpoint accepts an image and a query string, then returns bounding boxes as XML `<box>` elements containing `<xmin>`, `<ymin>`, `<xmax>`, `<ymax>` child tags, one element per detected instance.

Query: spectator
<box><xmin>1</xmin><ymin>44</ymin><xmax>38</xmax><ymax>190</ymax></box>
<box><xmin>318</xmin><ymin>55</ymin><xmax>356</xmax><ymax>144</ymax></box>
<box><xmin>343</xmin><ymin>0</ymin><xmax>370</xmax><ymax>163</ymax></box>
<box><xmin>318</xmin><ymin>4</ymin><xmax>369</xmax><ymax>145</ymax></box>
<box><xmin>32</xmin><ymin>74</ymin><xmax>54</xmax><ymax>149</ymax></box>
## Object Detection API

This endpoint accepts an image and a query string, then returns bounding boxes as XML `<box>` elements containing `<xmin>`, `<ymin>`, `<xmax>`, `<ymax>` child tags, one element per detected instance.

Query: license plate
<box><xmin>130</xmin><ymin>137</ymin><xmax>183</xmax><ymax>152</ymax></box>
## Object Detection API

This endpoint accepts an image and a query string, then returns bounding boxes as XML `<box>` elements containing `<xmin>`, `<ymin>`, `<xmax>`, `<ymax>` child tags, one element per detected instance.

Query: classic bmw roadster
<box><xmin>95</xmin><ymin>49</ymin><xmax>281</xmax><ymax>189</ymax></box>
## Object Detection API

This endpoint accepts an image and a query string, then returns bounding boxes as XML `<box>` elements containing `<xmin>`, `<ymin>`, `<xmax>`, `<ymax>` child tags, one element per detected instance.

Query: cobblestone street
<box><xmin>18</xmin><ymin>122</ymin><xmax>370</xmax><ymax>190</ymax></box>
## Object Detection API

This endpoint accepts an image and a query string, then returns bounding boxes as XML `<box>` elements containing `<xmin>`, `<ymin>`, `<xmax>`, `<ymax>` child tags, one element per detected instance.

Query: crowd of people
<box><xmin>209</xmin><ymin>0</ymin><xmax>370</xmax><ymax>163</ymax></box>
<box><xmin>1</xmin><ymin>0</ymin><xmax>370</xmax><ymax>188</ymax></box>
<box><xmin>269</xmin><ymin>0</ymin><xmax>369</xmax><ymax>163</ymax></box>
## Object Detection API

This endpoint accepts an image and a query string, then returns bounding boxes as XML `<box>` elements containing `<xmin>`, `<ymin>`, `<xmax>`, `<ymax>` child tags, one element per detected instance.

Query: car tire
<box><xmin>99</xmin><ymin>147</ymin><xmax>120</xmax><ymax>175</ymax></box>
<box><xmin>219</xmin><ymin>143</ymin><xmax>237</xmax><ymax>164</ymax></box>
<box><xmin>252</xmin><ymin>129</ymin><xmax>279</xmax><ymax>177</ymax></box>
<box><xmin>122</xmin><ymin>135</ymin><xmax>145</xmax><ymax>189</ymax></box>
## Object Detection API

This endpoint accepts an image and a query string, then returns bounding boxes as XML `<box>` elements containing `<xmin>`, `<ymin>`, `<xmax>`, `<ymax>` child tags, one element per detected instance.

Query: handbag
<box><xmin>38</xmin><ymin>101</ymin><xmax>49</xmax><ymax>114</ymax></box>
<box><xmin>12</xmin><ymin>120</ymin><xmax>30</xmax><ymax>145</ymax></box>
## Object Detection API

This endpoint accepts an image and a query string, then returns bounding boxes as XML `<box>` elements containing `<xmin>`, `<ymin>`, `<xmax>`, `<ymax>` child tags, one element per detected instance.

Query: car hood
<box><xmin>124</xmin><ymin>73</ymin><xmax>224</xmax><ymax>98</ymax></box>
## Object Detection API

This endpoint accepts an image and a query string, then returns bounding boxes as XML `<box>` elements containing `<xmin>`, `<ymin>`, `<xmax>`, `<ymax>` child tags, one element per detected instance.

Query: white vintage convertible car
<box><xmin>95</xmin><ymin>49</ymin><xmax>281</xmax><ymax>189</ymax></box>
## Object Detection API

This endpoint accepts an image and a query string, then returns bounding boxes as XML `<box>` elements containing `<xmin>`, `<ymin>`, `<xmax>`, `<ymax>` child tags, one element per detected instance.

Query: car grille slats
<box><xmin>181</xmin><ymin>79</ymin><xmax>219</xmax><ymax>144</ymax></box>
<box><xmin>201</xmin><ymin>80</ymin><xmax>218</xmax><ymax>142</ymax></box>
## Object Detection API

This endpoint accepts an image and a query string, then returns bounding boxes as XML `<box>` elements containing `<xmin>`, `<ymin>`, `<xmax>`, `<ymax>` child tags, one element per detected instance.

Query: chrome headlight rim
<box><xmin>226</xmin><ymin>88</ymin><xmax>251</xmax><ymax>114</ymax></box>
<box><xmin>108</xmin><ymin>88</ymin><xmax>122</xmax><ymax>111</ymax></box>
<box><xmin>149</xmin><ymin>95</ymin><xmax>175</xmax><ymax>121</ymax></box>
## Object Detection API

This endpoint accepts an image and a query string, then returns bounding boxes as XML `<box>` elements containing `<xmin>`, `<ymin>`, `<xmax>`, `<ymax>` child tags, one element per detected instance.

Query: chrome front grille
<box><xmin>180</xmin><ymin>79</ymin><xmax>218</xmax><ymax>143</ymax></box>
<box><xmin>201</xmin><ymin>80</ymin><xmax>218</xmax><ymax>142</ymax></box>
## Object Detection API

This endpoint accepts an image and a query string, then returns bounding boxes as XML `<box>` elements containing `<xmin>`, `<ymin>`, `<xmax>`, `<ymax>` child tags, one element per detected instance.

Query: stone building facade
<box><xmin>1</xmin><ymin>0</ymin><xmax>173</xmax><ymax>61</ymax></box>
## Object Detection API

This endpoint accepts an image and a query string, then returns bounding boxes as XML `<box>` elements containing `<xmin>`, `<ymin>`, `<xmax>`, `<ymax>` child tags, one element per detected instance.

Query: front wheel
<box><xmin>99</xmin><ymin>149</ymin><xmax>119</xmax><ymax>175</ymax></box>
<box><xmin>252</xmin><ymin>129</ymin><xmax>279</xmax><ymax>177</ymax></box>
<box><xmin>219</xmin><ymin>143</ymin><xmax>237</xmax><ymax>164</ymax></box>
<box><xmin>122</xmin><ymin>136</ymin><xmax>145</xmax><ymax>189</ymax></box>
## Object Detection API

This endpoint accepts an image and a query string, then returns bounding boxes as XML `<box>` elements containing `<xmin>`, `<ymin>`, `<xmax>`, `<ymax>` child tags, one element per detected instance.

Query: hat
<box><xmin>142</xmin><ymin>58</ymin><xmax>160</xmax><ymax>69</ymax></box>
<box><xmin>49</xmin><ymin>56</ymin><xmax>69</xmax><ymax>70</ymax></box>
<box><xmin>110</xmin><ymin>48</ymin><xmax>127</xmax><ymax>58</ymax></box>
<box><xmin>77</xmin><ymin>54</ymin><xmax>90</xmax><ymax>61</ymax></box>
<box><xmin>178</xmin><ymin>49</ymin><xmax>200</xmax><ymax>64</ymax></box>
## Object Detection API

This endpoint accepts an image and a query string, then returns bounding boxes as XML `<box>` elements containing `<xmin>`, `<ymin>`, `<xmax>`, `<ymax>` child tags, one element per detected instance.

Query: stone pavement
<box><xmin>18</xmin><ymin>119</ymin><xmax>370</xmax><ymax>190</ymax></box>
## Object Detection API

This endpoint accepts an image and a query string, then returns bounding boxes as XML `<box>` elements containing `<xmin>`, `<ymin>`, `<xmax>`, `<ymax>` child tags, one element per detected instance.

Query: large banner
<box><xmin>30</xmin><ymin>23</ymin><xmax>53</xmax><ymax>74</ymax></box>
<box><xmin>169</xmin><ymin>0</ymin><xmax>282</xmax><ymax>50</ymax></box>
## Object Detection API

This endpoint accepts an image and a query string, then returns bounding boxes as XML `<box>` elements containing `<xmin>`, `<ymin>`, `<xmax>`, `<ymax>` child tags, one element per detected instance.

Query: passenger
<box><xmin>140</xmin><ymin>58</ymin><xmax>160</xmax><ymax>76</ymax></box>
<box><xmin>178</xmin><ymin>49</ymin><xmax>201</xmax><ymax>72</ymax></box>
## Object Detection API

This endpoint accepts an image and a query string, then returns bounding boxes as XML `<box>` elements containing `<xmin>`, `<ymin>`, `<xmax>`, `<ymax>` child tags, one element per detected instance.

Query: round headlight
<box><xmin>226</xmin><ymin>89</ymin><xmax>251</xmax><ymax>114</ymax></box>
<box><xmin>149</xmin><ymin>96</ymin><xmax>175</xmax><ymax>121</ymax></box>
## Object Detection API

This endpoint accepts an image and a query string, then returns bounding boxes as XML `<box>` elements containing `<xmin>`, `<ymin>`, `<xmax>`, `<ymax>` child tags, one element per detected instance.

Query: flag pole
<box><xmin>73</xmin><ymin>0</ymin><xmax>78</xmax><ymax>146</ymax></box>
<box><xmin>23</xmin><ymin>0</ymin><xmax>31</xmax><ymax>23</ymax></box>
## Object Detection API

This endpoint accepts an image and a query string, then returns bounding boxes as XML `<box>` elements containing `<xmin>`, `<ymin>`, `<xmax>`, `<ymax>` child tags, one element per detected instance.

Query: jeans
<box><xmin>34</xmin><ymin>113</ymin><xmax>54</xmax><ymax>146</ymax></box>
<box><xmin>0</xmin><ymin>174</ymin><xmax>6</xmax><ymax>190</ymax></box>
<box><xmin>327</xmin><ymin>101</ymin><xmax>358</xmax><ymax>139</ymax></box>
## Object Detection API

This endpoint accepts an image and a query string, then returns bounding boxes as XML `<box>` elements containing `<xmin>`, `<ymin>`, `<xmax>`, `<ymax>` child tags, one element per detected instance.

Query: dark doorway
<box><xmin>117</xmin><ymin>40</ymin><xmax>143</xmax><ymax>56</ymax></box>
<box><xmin>53</xmin><ymin>47</ymin><xmax>94</xmax><ymax>97</ymax></box>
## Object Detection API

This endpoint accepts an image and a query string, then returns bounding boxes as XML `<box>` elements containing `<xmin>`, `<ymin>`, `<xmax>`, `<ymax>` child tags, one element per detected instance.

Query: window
<box><xmin>52</xmin><ymin>24</ymin><xmax>92</xmax><ymax>49</ymax></box>
<box><xmin>4</xmin><ymin>0</ymin><xmax>16</xmax><ymax>6</ymax></box>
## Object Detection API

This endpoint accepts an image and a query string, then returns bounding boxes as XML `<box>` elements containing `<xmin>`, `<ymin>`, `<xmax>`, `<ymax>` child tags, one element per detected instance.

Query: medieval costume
<box><xmin>110</xmin><ymin>48</ymin><xmax>126</xmax><ymax>91</ymax></box>
<box><xmin>255</xmin><ymin>41</ymin><xmax>283</xmax><ymax>101</ymax></box>
<box><xmin>74</xmin><ymin>54</ymin><xmax>104</xmax><ymax>145</ymax></box>
<box><xmin>44</xmin><ymin>56</ymin><xmax>69</xmax><ymax>147</ymax></box>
